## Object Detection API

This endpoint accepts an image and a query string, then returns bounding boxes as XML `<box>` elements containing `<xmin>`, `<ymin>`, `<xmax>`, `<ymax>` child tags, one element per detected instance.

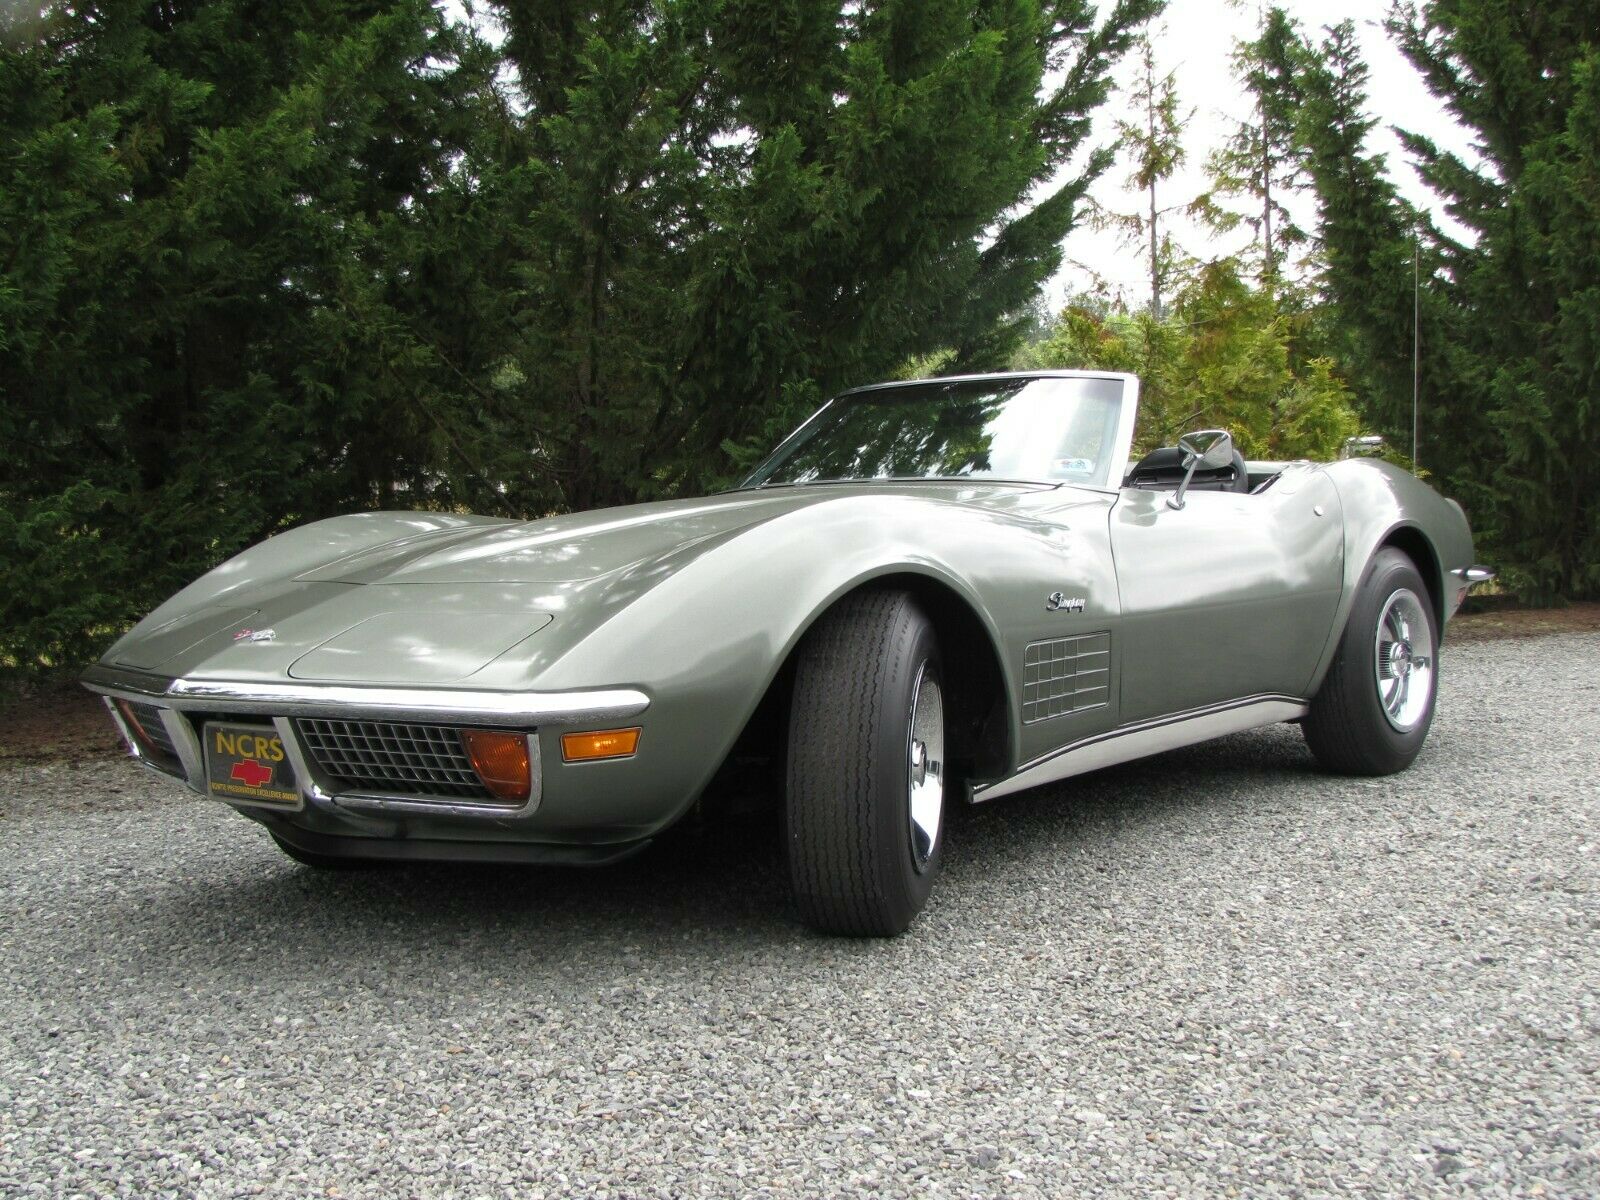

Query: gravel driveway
<box><xmin>3</xmin><ymin>633</ymin><xmax>1596</xmax><ymax>1198</ymax></box>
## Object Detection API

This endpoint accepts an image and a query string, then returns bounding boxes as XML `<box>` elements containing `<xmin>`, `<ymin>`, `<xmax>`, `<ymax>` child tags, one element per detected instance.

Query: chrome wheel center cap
<box><xmin>1389</xmin><ymin>640</ymin><xmax>1412</xmax><ymax>676</ymax></box>
<box><xmin>910</xmin><ymin>739</ymin><xmax>927</xmax><ymax>786</ymax></box>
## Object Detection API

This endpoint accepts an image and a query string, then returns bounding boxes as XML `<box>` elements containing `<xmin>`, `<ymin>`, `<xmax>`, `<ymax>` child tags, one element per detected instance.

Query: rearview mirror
<box><xmin>1178</xmin><ymin>428</ymin><xmax>1234</xmax><ymax>470</ymax></box>
<box><xmin>1169</xmin><ymin>429</ymin><xmax>1234</xmax><ymax>510</ymax></box>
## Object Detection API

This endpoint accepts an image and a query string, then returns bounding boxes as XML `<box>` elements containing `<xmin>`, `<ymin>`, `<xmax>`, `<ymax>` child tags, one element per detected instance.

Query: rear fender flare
<box><xmin>1310</xmin><ymin>460</ymin><xmax>1472</xmax><ymax>695</ymax></box>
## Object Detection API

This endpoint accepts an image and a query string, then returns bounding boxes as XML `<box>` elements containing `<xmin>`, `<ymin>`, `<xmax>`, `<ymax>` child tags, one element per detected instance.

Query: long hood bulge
<box><xmin>287</xmin><ymin>610</ymin><xmax>554</xmax><ymax>684</ymax></box>
<box><xmin>292</xmin><ymin>496</ymin><xmax>797</xmax><ymax>585</ymax></box>
<box><xmin>290</xmin><ymin>485</ymin><xmax>1048</xmax><ymax>586</ymax></box>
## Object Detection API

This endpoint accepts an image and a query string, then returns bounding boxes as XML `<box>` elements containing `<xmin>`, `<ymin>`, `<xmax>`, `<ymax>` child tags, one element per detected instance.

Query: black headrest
<box><xmin>1126</xmin><ymin>445</ymin><xmax>1250</xmax><ymax>494</ymax></box>
<box><xmin>1132</xmin><ymin>447</ymin><xmax>1185</xmax><ymax>472</ymax></box>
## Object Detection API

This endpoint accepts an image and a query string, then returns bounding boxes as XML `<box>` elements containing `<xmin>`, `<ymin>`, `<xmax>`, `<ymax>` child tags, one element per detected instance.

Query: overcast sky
<box><xmin>1050</xmin><ymin>0</ymin><xmax>1475</xmax><ymax>309</ymax></box>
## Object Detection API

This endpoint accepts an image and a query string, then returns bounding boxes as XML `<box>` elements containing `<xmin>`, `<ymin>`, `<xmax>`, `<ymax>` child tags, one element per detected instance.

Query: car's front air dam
<box><xmin>253</xmin><ymin>813</ymin><xmax>655</xmax><ymax>867</ymax></box>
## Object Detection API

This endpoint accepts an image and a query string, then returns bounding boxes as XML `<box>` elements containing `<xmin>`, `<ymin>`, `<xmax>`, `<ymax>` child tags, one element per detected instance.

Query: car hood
<box><xmin>292</xmin><ymin>483</ymin><xmax>1048</xmax><ymax>586</ymax></box>
<box><xmin>103</xmin><ymin>480</ymin><xmax>1079</xmax><ymax>686</ymax></box>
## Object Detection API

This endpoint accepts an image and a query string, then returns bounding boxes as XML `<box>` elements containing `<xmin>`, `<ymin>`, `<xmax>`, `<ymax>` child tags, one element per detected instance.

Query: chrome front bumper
<box><xmin>82</xmin><ymin>663</ymin><xmax>649</xmax><ymax>823</ymax></box>
<box><xmin>82</xmin><ymin>663</ymin><xmax>649</xmax><ymax>726</ymax></box>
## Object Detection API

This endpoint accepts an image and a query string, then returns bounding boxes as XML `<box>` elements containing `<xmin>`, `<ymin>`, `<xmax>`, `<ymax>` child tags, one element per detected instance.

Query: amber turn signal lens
<box><xmin>560</xmin><ymin>727</ymin><xmax>641</xmax><ymax>763</ymax></box>
<box><xmin>460</xmin><ymin>730</ymin><xmax>532</xmax><ymax>802</ymax></box>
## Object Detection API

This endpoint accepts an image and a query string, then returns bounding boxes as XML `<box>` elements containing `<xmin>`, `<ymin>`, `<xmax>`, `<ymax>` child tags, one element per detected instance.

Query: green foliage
<box><xmin>0</xmin><ymin>0</ymin><xmax>1159</xmax><ymax>676</ymax></box>
<box><xmin>0</xmin><ymin>483</ymin><xmax>144</xmax><ymax>672</ymax></box>
<box><xmin>0</xmin><ymin>0</ymin><xmax>512</xmax><ymax>673</ymax></box>
<box><xmin>1097</xmin><ymin>33</ymin><xmax>1190</xmax><ymax>316</ymax></box>
<box><xmin>483</xmin><ymin>0</ymin><xmax>1161</xmax><ymax>507</ymax></box>
<box><xmin>1296</xmin><ymin>4</ymin><xmax>1600</xmax><ymax>602</ymax></box>
<box><xmin>1024</xmin><ymin>259</ymin><xmax>1359</xmax><ymax>460</ymax></box>
<box><xmin>1199</xmin><ymin>6</ymin><xmax>1312</xmax><ymax>285</ymax></box>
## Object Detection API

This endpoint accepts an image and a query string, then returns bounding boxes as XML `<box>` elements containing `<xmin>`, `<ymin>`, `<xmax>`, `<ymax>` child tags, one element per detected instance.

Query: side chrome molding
<box><xmin>971</xmin><ymin>694</ymin><xmax>1309</xmax><ymax>803</ymax></box>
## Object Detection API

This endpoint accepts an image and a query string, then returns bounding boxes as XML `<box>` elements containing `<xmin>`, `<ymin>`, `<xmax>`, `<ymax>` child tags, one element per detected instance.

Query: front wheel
<box><xmin>1303</xmin><ymin>548</ymin><xmax>1439</xmax><ymax>775</ymax></box>
<box><xmin>786</xmin><ymin>590</ymin><xmax>947</xmax><ymax>936</ymax></box>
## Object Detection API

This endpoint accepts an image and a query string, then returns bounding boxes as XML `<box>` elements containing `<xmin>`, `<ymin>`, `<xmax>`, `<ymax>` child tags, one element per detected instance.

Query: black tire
<box><xmin>270</xmin><ymin>832</ymin><xmax>376</xmax><ymax>870</ymax></box>
<box><xmin>786</xmin><ymin>590</ymin><xmax>948</xmax><ymax>936</ymax></box>
<box><xmin>1303</xmin><ymin>547</ymin><xmax>1440</xmax><ymax>775</ymax></box>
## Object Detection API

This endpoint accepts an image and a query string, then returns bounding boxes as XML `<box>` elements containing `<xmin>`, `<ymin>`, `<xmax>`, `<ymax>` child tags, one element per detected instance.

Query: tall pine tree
<box><xmin>1298</xmin><ymin>4</ymin><xmax>1599</xmax><ymax>601</ymax></box>
<box><xmin>478</xmin><ymin>0</ymin><xmax>1161</xmax><ymax>509</ymax></box>
<box><xmin>1202</xmin><ymin>5</ymin><xmax>1311</xmax><ymax>286</ymax></box>
<box><xmin>0</xmin><ymin>1</ymin><xmax>513</xmax><ymax>670</ymax></box>
<box><xmin>1099</xmin><ymin>33</ymin><xmax>1188</xmax><ymax>317</ymax></box>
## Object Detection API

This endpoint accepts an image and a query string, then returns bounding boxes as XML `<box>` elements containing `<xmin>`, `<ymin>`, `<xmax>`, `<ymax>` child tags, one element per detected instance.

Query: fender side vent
<box><xmin>1022</xmin><ymin>633</ymin><xmax>1110</xmax><ymax>723</ymax></box>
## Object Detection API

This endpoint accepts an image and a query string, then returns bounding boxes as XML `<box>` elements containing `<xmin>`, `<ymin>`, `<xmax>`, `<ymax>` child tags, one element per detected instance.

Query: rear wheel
<box><xmin>1303</xmin><ymin>548</ymin><xmax>1439</xmax><ymax>775</ymax></box>
<box><xmin>786</xmin><ymin>590</ymin><xmax>947</xmax><ymax>936</ymax></box>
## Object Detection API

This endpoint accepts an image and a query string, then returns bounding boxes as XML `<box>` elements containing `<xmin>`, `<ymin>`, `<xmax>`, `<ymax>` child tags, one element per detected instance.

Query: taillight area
<box><xmin>460</xmin><ymin>729</ymin><xmax>533</xmax><ymax>802</ymax></box>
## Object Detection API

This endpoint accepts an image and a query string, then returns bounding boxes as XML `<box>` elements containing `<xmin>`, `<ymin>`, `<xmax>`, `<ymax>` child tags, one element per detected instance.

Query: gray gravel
<box><xmin>3</xmin><ymin>633</ymin><xmax>1597</xmax><ymax>1199</ymax></box>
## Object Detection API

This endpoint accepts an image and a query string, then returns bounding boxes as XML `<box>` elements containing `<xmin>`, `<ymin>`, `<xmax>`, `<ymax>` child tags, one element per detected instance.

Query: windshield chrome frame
<box><xmin>735</xmin><ymin>370</ymin><xmax>1140</xmax><ymax>493</ymax></box>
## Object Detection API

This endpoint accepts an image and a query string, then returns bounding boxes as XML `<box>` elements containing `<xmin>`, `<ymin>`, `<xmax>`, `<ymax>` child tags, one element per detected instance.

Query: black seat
<box><xmin>1125</xmin><ymin>446</ymin><xmax>1250</xmax><ymax>494</ymax></box>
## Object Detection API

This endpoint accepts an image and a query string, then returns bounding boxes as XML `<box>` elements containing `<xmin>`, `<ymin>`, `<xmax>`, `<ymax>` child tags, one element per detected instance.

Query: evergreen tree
<box><xmin>0</xmin><ymin>0</ymin><xmax>507</xmax><ymax>670</ymax></box>
<box><xmin>1295</xmin><ymin>21</ymin><xmax>1430</xmax><ymax>444</ymax></box>
<box><xmin>1202</xmin><ymin>5</ymin><xmax>1312</xmax><ymax>285</ymax></box>
<box><xmin>481</xmin><ymin>0</ymin><xmax>1162</xmax><ymax>509</ymax></box>
<box><xmin>1297</xmin><ymin>5</ymin><xmax>1599</xmax><ymax>601</ymax></box>
<box><xmin>1099</xmin><ymin>33</ymin><xmax>1187</xmax><ymax>317</ymax></box>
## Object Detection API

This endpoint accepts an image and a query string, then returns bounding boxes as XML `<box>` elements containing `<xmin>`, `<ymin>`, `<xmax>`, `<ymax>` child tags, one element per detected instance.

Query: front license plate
<box><xmin>204</xmin><ymin>722</ymin><xmax>299</xmax><ymax>808</ymax></box>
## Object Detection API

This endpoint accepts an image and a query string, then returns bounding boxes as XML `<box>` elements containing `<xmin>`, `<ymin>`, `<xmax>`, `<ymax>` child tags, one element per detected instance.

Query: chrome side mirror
<box><xmin>1168</xmin><ymin>429</ymin><xmax>1234</xmax><ymax>510</ymax></box>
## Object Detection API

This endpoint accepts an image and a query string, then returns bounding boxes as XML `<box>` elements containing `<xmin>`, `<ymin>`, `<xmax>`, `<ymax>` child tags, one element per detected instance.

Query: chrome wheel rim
<box><xmin>906</xmin><ymin>666</ymin><xmax>945</xmax><ymax>873</ymax></box>
<box><xmin>1373</xmin><ymin>588</ymin><xmax>1435</xmax><ymax>732</ymax></box>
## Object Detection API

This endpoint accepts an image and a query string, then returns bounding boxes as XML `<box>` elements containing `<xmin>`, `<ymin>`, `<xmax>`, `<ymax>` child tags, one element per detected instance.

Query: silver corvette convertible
<box><xmin>84</xmin><ymin>371</ymin><xmax>1492</xmax><ymax>934</ymax></box>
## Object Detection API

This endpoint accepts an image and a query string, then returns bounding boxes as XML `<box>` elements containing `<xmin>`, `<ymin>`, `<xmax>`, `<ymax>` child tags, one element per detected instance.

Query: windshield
<box><xmin>742</xmin><ymin>376</ymin><xmax>1128</xmax><ymax>489</ymax></box>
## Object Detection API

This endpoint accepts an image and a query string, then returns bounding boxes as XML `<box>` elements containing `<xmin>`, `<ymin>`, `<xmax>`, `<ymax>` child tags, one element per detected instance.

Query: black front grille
<box><xmin>295</xmin><ymin>719</ymin><xmax>499</xmax><ymax>801</ymax></box>
<box><xmin>125</xmin><ymin>701</ymin><xmax>181</xmax><ymax>766</ymax></box>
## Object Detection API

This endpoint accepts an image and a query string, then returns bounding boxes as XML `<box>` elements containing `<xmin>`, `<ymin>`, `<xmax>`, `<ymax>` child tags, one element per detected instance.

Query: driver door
<box><xmin>1108</xmin><ymin>468</ymin><xmax>1345</xmax><ymax>723</ymax></box>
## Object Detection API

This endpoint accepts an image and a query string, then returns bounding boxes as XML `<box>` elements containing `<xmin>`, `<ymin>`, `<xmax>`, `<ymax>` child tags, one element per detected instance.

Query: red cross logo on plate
<box><xmin>231</xmin><ymin>760</ymin><xmax>274</xmax><ymax>788</ymax></box>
